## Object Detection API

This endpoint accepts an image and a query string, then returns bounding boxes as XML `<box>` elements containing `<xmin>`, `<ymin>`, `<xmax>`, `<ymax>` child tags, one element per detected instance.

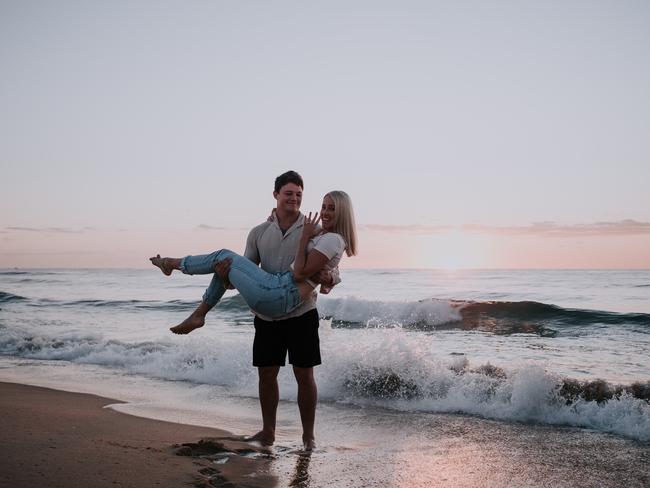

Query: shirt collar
<box><xmin>273</xmin><ymin>213</ymin><xmax>304</xmax><ymax>237</ymax></box>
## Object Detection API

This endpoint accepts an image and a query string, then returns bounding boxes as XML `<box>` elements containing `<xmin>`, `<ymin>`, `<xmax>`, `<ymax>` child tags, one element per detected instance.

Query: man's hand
<box><xmin>214</xmin><ymin>258</ymin><xmax>234</xmax><ymax>289</ymax></box>
<box><xmin>319</xmin><ymin>267</ymin><xmax>341</xmax><ymax>294</ymax></box>
<box><xmin>316</xmin><ymin>269</ymin><xmax>334</xmax><ymax>287</ymax></box>
<box><xmin>310</xmin><ymin>269</ymin><xmax>334</xmax><ymax>295</ymax></box>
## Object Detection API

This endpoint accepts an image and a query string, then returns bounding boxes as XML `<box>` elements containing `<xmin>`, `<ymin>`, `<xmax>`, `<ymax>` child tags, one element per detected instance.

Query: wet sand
<box><xmin>0</xmin><ymin>382</ymin><xmax>275</xmax><ymax>488</ymax></box>
<box><xmin>263</xmin><ymin>402</ymin><xmax>650</xmax><ymax>487</ymax></box>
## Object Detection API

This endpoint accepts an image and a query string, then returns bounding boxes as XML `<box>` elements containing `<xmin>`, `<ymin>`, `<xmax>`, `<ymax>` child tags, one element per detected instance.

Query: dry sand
<box><xmin>0</xmin><ymin>382</ymin><xmax>275</xmax><ymax>488</ymax></box>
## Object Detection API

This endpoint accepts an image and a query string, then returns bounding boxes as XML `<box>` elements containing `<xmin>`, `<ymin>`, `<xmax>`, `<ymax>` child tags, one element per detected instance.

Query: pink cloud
<box><xmin>360</xmin><ymin>220</ymin><xmax>650</xmax><ymax>237</ymax></box>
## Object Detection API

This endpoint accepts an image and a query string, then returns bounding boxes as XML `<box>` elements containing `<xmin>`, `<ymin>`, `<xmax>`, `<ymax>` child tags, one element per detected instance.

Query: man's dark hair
<box><xmin>274</xmin><ymin>170</ymin><xmax>304</xmax><ymax>193</ymax></box>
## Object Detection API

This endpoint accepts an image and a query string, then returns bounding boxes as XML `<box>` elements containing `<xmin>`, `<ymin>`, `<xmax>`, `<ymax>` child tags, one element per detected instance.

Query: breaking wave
<box><xmin>319</xmin><ymin>297</ymin><xmax>650</xmax><ymax>336</ymax></box>
<box><xmin>0</xmin><ymin>291</ymin><xmax>28</xmax><ymax>303</ymax></box>
<box><xmin>0</xmin><ymin>326</ymin><xmax>648</xmax><ymax>442</ymax></box>
<box><xmin>4</xmin><ymin>290</ymin><xmax>649</xmax><ymax>336</ymax></box>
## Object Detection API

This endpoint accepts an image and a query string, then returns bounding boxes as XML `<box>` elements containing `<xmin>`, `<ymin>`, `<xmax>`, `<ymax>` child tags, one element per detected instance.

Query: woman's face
<box><xmin>320</xmin><ymin>195</ymin><xmax>336</xmax><ymax>231</ymax></box>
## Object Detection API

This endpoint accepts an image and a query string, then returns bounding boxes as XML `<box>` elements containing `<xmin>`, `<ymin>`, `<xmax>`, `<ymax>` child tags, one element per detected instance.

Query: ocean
<box><xmin>1</xmin><ymin>268</ymin><xmax>649</xmax><ymax>486</ymax></box>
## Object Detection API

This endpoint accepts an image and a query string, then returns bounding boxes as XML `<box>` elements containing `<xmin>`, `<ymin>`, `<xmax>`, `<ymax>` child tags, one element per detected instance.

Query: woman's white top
<box><xmin>293</xmin><ymin>232</ymin><xmax>346</xmax><ymax>288</ymax></box>
<box><xmin>307</xmin><ymin>232</ymin><xmax>346</xmax><ymax>269</ymax></box>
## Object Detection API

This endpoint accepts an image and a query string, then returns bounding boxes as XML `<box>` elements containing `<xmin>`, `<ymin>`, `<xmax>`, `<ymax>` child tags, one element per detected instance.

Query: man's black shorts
<box><xmin>252</xmin><ymin>308</ymin><xmax>321</xmax><ymax>368</ymax></box>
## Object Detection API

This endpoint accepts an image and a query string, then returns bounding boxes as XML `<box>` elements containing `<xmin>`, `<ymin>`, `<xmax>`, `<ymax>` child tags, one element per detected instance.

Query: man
<box><xmin>215</xmin><ymin>170</ymin><xmax>337</xmax><ymax>450</ymax></box>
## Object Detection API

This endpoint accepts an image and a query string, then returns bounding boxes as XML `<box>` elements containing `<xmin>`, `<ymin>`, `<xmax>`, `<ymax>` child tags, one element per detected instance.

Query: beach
<box><xmin>2</xmin><ymin>380</ymin><xmax>648</xmax><ymax>488</ymax></box>
<box><xmin>0</xmin><ymin>382</ymin><xmax>273</xmax><ymax>488</ymax></box>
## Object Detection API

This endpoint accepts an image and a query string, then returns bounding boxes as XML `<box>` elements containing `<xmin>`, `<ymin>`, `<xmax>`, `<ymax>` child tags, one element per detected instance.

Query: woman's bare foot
<box><xmin>246</xmin><ymin>430</ymin><xmax>275</xmax><ymax>446</ymax></box>
<box><xmin>170</xmin><ymin>315</ymin><xmax>205</xmax><ymax>335</ymax></box>
<box><xmin>150</xmin><ymin>254</ymin><xmax>174</xmax><ymax>276</ymax></box>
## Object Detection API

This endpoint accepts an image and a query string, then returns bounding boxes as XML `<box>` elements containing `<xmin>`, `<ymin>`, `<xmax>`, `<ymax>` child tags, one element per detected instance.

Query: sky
<box><xmin>1</xmin><ymin>0</ymin><xmax>649</xmax><ymax>269</ymax></box>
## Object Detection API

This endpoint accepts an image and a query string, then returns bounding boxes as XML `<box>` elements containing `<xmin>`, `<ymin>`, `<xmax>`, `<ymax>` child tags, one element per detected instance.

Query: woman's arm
<box><xmin>293</xmin><ymin>212</ymin><xmax>330</xmax><ymax>281</ymax></box>
<box><xmin>294</xmin><ymin>247</ymin><xmax>330</xmax><ymax>281</ymax></box>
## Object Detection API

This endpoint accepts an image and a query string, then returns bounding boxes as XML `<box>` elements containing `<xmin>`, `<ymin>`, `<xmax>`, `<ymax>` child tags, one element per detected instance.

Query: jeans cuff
<box><xmin>179</xmin><ymin>257</ymin><xmax>189</xmax><ymax>274</ymax></box>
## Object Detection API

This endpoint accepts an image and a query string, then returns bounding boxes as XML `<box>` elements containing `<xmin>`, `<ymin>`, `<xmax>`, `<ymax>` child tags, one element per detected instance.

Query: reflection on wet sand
<box><xmin>289</xmin><ymin>450</ymin><xmax>312</xmax><ymax>488</ymax></box>
<box><xmin>267</xmin><ymin>410</ymin><xmax>649</xmax><ymax>488</ymax></box>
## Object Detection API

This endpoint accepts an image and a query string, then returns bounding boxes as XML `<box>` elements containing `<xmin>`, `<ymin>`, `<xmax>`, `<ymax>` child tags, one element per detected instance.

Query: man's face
<box><xmin>274</xmin><ymin>183</ymin><xmax>303</xmax><ymax>215</ymax></box>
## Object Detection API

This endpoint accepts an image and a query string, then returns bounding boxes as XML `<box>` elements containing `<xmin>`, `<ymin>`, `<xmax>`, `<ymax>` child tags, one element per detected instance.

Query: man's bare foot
<box><xmin>170</xmin><ymin>315</ymin><xmax>204</xmax><ymax>335</ymax></box>
<box><xmin>302</xmin><ymin>435</ymin><xmax>316</xmax><ymax>451</ymax></box>
<box><xmin>150</xmin><ymin>254</ymin><xmax>174</xmax><ymax>276</ymax></box>
<box><xmin>246</xmin><ymin>430</ymin><xmax>275</xmax><ymax>446</ymax></box>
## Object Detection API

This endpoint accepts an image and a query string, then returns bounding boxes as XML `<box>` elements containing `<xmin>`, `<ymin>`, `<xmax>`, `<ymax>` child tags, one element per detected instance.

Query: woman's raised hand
<box><xmin>302</xmin><ymin>211</ymin><xmax>322</xmax><ymax>239</ymax></box>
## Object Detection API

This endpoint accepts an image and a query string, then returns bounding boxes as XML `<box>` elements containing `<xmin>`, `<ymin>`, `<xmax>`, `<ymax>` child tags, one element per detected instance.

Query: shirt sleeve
<box><xmin>244</xmin><ymin>226</ymin><xmax>262</xmax><ymax>264</ymax></box>
<box><xmin>313</xmin><ymin>233</ymin><xmax>345</xmax><ymax>260</ymax></box>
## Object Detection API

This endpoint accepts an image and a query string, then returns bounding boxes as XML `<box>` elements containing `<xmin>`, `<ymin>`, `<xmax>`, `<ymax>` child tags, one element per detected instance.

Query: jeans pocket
<box><xmin>286</xmin><ymin>287</ymin><xmax>301</xmax><ymax>313</ymax></box>
<box><xmin>253</xmin><ymin>292</ymin><xmax>286</xmax><ymax>318</ymax></box>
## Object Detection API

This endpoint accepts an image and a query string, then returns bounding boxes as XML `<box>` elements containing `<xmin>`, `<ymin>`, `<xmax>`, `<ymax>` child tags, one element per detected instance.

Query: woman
<box><xmin>150</xmin><ymin>191</ymin><xmax>357</xmax><ymax>334</ymax></box>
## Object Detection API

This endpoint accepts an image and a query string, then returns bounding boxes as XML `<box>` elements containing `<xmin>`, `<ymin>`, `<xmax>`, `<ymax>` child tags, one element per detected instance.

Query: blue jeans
<box><xmin>180</xmin><ymin>249</ymin><xmax>302</xmax><ymax>318</ymax></box>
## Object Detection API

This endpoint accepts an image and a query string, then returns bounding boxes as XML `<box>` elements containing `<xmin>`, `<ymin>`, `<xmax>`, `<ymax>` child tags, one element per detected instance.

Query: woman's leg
<box><xmin>151</xmin><ymin>251</ymin><xmax>229</xmax><ymax>334</ymax></box>
<box><xmin>167</xmin><ymin>249</ymin><xmax>300</xmax><ymax>334</ymax></box>
<box><xmin>151</xmin><ymin>251</ymin><xmax>229</xmax><ymax>277</ymax></box>
<box><xmin>150</xmin><ymin>255</ymin><xmax>182</xmax><ymax>275</ymax></box>
<box><xmin>170</xmin><ymin>300</ymin><xmax>212</xmax><ymax>335</ymax></box>
<box><xmin>183</xmin><ymin>248</ymin><xmax>301</xmax><ymax>318</ymax></box>
<box><xmin>218</xmin><ymin>250</ymin><xmax>301</xmax><ymax>318</ymax></box>
<box><xmin>169</xmin><ymin>250</ymin><xmax>235</xmax><ymax>334</ymax></box>
<box><xmin>178</xmin><ymin>251</ymin><xmax>229</xmax><ymax>276</ymax></box>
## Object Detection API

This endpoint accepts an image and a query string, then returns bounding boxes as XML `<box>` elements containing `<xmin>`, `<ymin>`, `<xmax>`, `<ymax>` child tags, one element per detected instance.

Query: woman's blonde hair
<box><xmin>325</xmin><ymin>190</ymin><xmax>358</xmax><ymax>257</ymax></box>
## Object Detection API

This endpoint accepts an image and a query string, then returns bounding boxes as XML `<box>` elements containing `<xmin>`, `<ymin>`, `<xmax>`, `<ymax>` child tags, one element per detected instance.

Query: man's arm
<box><xmin>214</xmin><ymin>259</ymin><xmax>234</xmax><ymax>289</ymax></box>
<box><xmin>292</xmin><ymin>214</ymin><xmax>331</xmax><ymax>281</ymax></box>
<box><xmin>215</xmin><ymin>225</ymin><xmax>263</xmax><ymax>289</ymax></box>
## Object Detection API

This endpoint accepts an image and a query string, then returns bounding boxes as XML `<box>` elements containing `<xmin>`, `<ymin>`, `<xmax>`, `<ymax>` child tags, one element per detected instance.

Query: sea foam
<box><xmin>1</xmin><ymin>324</ymin><xmax>648</xmax><ymax>442</ymax></box>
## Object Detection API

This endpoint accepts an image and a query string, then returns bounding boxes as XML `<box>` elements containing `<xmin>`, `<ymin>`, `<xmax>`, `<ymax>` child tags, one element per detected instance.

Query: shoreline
<box><xmin>0</xmin><ymin>382</ymin><xmax>275</xmax><ymax>488</ymax></box>
<box><xmin>2</xmin><ymin>378</ymin><xmax>649</xmax><ymax>487</ymax></box>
